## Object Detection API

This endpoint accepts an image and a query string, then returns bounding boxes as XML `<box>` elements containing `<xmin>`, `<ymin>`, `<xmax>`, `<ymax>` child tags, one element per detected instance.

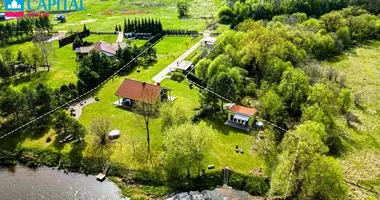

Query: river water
<box><xmin>0</xmin><ymin>165</ymin><xmax>128</xmax><ymax>200</ymax></box>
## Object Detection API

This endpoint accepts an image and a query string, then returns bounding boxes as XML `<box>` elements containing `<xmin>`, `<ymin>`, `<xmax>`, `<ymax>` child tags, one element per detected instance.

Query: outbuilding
<box><xmin>225</xmin><ymin>104</ymin><xmax>257</xmax><ymax>131</ymax></box>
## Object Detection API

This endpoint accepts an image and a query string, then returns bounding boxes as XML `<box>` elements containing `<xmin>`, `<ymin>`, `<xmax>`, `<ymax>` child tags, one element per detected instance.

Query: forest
<box><xmin>196</xmin><ymin>5</ymin><xmax>380</xmax><ymax>199</ymax></box>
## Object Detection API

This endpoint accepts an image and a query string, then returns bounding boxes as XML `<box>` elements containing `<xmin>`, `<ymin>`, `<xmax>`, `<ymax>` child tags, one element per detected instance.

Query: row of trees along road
<box><xmin>0</xmin><ymin>83</ymin><xmax>85</xmax><ymax>142</ymax></box>
<box><xmin>0</xmin><ymin>16</ymin><xmax>50</xmax><ymax>46</ymax></box>
<box><xmin>217</xmin><ymin>0</ymin><xmax>380</xmax><ymax>25</ymax></box>
<box><xmin>193</xmin><ymin>6</ymin><xmax>375</xmax><ymax>199</ymax></box>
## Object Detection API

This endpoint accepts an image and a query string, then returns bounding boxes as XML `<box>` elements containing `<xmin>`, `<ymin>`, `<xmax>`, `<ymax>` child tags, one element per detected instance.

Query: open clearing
<box><xmin>324</xmin><ymin>41</ymin><xmax>380</xmax><ymax>197</ymax></box>
<box><xmin>52</xmin><ymin>0</ymin><xmax>221</xmax><ymax>32</ymax></box>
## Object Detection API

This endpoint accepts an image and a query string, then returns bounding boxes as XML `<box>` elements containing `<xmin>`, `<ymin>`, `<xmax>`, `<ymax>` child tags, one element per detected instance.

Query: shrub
<box><xmin>218</xmin><ymin>5</ymin><xmax>235</xmax><ymax>24</ymax></box>
<box><xmin>171</xmin><ymin>72</ymin><xmax>185</xmax><ymax>82</ymax></box>
<box><xmin>229</xmin><ymin>173</ymin><xmax>269</xmax><ymax>196</ymax></box>
<box><xmin>177</xmin><ymin>1</ymin><xmax>189</xmax><ymax>18</ymax></box>
<box><xmin>0</xmin><ymin>150</ymin><xmax>17</xmax><ymax>165</ymax></box>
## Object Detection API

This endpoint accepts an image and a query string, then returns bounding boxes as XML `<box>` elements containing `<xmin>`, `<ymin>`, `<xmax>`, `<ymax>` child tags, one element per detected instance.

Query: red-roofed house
<box><xmin>76</xmin><ymin>41</ymin><xmax>127</xmax><ymax>59</ymax></box>
<box><xmin>114</xmin><ymin>79</ymin><xmax>171</xmax><ymax>108</ymax></box>
<box><xmin>225</xmin><ymin>104</ymin><xmax>257</xmax><ymax>131</ymax></box>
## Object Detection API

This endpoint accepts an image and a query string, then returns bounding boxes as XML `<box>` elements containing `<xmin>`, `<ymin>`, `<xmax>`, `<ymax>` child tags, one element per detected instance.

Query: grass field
<box><xmin>324</xmin><ymin>41</ymin><xmax>380</xmax><ymax>198</ymax></box>
<box><xmin>51</xmin><ymin>0</ymin><xmax>221</xmax><ymax>32</ymax></box>
<box><xmin>0</xmin><ymin>40</ymin><xmax>78</xmax><ymax>89</ymax></box>
<box><xmin>0</xmin><ymin>34</ymin><xmax>261</xmax><ymax>179</ymax></box>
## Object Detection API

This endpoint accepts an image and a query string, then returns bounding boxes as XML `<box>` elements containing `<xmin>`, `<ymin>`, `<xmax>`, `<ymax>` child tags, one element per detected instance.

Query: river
<box><xmin>0</xmin><ymin>165</ymin><xmax>128</xmax><ymax>200</ymax></box>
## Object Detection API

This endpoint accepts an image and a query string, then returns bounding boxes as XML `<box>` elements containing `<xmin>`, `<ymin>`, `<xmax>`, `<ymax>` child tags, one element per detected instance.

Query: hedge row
<box><xmin>58</xmin><ymin>29</ymin><xmax>91</xmax><ymax>48</ymax></box>
<box><xmin>164</xmin><ymin>29</ymin><xmax>199</xmax><ymax>36</ymax></box>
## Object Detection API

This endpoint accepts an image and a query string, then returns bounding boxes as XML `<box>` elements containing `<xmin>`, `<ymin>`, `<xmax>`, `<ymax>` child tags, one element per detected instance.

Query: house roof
<box><xmin>115</xmin><ymin>79</ymin><xmax>162</xmax><ymax>102</ymax></box>
<box><xmin>76</xmin><ymin>41</ymin><xmax>126</xmax><ymax>55</ymax></box>
<box><xmin>228</xmin><ymin>105</ymin><xmax>257</xmax><ymax>116</ymax></box>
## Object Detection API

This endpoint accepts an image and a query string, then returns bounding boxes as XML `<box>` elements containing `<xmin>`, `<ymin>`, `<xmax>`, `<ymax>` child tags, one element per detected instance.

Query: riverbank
<box><xmin>0</xmin><ymin>147</ymin><xmax>269</xmax><ymax>199</ymax></box>
<box><xmin>0</xmin><ymin>164</ymin><xmax>128</xmax><ymax>200</ymax></box>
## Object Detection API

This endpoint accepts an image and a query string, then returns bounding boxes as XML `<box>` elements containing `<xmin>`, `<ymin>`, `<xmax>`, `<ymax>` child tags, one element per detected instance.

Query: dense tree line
<box><xmin>0</xmin><ymin>16</ymin><xmax>50</xmax><ymax>46</ymax></box>
<box><xmin>0</xmin><ymin>45</ymin><xmax>43</xmax><ymax>81</ymax></box>
<box><xmin>218</xmin><ymin>0</ymin><xmax>380</xmax><ymax>25</ymax></box>
<box><xmin>194</xmin><ymin>6</ymin><xmax>374</xmax><ymax>199</ymax></box>
<box><xmin>122</xmin><ymin>18</ymin><xmax>163</xmax><ymax>34</ymax></box>
<box><xmin>0</xmin><ymin>83</ymin><xmax>85</xmax><ymax>141</ymax></box>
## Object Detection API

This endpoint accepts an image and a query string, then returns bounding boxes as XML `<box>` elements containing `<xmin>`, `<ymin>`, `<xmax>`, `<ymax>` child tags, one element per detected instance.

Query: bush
<box><xmin>177</xmin><ymin>1</ymin><xmax>189</xmax><ymax>18</ymax></box>
<box><xmin>0</xmin><ymin>150</ymin><xmax>17</xmax><ymax>165</ymax></box>
<box><xmin>191</xmin><ymin>105</ymin><xmax>220</xmax><ymax>122</ymax></box>
<box><xmin>218</xmin><ymin>5</ymin><xmax>235</xmax><ymax>24</ymax></box>
<box><xmin>171</xmin><ymin>72</ymin><xmax>185</xmax><ymax>82</ymax></box>
<box><xmin>229</xmin><ymin>173</ymin><xmax>269</xmax><ymax>196</ymax></box>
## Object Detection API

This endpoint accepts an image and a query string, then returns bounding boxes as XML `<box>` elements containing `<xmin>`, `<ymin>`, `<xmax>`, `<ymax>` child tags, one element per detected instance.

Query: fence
<box><xmin>164</xmin><ymin>29</ymin><xmax>200</xmax><ymax>36</ymax></box>
<box><xmin>91</xmin><ymin>31</ymin><xmax>117</xmax><ymax>35</ymax></box>
<box><xmin>58</xmin><ymin>29</ymin><xmax>91</xmax><ymax>48</ymax></box>
<box><xmin>141</xmin><ymin>32</ymin><xmax>166</xmax><ymax>49</ymax></box>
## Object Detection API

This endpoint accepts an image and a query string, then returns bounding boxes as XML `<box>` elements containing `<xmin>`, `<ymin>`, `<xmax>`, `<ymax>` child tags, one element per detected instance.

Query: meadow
<box><xmin>52</xmin><ymin>0</ymin><xmax>221</xmax><ymax>32</ymax></box>
<box><xmin>324</xmin><ymin>41</ymin><xmax>380</xmax><ymax>197</ymax></box>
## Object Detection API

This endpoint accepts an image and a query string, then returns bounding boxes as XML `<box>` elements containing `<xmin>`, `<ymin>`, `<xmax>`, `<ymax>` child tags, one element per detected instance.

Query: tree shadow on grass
<box><xmin>80</xmin><ymin>139</ymin><xmax>115</xmax><ymax>174</ymax></box>
<box><xmin>202</xmin><ymin>113</ymin><xmax>247</xmax><ymax>136</ymax></box>
<box><xmin>27</xmin><ymin>124</ymin><xmax>50</xmax><ymax>140</ymax></box>
<box><xmin>327</xmin><ymin>127</ymin><xmax>358</xmax><ymax>157</ymax></box>
<box><xmin>11</xmin><ymin>71</ymin><xmax>49</xmax><ymax>87</ymax></box>
<box><xmin>327</xmin><ymin>47</ymin><xmax>358</xmax><ymax>63</ymax></box>
<box><xmin>52</xmin><ymin>134</ymin><xmax>66</xmax><ymax>152</ymax></box>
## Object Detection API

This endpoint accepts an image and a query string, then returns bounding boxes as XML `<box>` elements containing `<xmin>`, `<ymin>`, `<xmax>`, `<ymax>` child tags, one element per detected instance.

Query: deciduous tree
<box><xmin>90</xmin><ymin>118</ymin><xmax>111</xmax><ymax>145</ymax></box>
<box><xmin>163</xmin><ymin>123</ymin><xmax>211</xmax><ymax>184</ymax></box>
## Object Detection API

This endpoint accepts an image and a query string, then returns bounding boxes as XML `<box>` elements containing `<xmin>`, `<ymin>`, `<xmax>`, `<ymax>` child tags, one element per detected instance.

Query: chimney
<box><xmin>156</xmin><ymin>82</ymin><xmax>160</xmax><ymax>86</ymax></box>
<box><xmin>142</xmin><ymin>82</ymin><xmax>146</xmax><ymax>87</ymax></box>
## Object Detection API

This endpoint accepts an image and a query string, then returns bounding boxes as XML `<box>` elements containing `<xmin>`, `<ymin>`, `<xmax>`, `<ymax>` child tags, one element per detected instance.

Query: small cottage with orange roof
<box><xmin>225</xmin><ymin>104</ymin><xmax>257</xmax><ymax>131</ymax></box>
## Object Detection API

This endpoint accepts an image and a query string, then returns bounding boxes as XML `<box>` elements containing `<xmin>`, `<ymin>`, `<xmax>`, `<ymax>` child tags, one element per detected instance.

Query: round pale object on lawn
<box><xmin>108</xmin><ymin>130</ymin><xmax>120</xmax><ymax>139</ymax></box>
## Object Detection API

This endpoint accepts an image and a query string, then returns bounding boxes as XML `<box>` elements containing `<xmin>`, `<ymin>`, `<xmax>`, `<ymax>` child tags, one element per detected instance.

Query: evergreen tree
<box><xmin>158</xmin><ymin>19</ymin><xmax>163</xmax><ymax>33</ymax></box>
<box><xmin>133</xmin><ymin>18</ymin><xmax>137</xmax><ymax>32</ymax></box>
<box><xmin>128</xmin><ymin>18</ymin><xmax>132</xmax><ymax>32</ymax></box>
<box><xmin>124</xmin><ymin>18</ymin><xmax>127</xmax><ymax>33</ymax></box>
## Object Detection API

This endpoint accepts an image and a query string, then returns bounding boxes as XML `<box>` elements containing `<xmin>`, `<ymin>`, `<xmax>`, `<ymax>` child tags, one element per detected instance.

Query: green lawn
<box><xmin>84</xmin><ymin>34</ymin><xmax>119</xmax><ymax>43</ymax></box>
<box><xmin>0</xmin><ymin>34</ymin><xmax>261</xmax><ymax>176</ymax></box>
<box><xmin>0</xmin><ymin>41</ymin><xmax>78</xmax><ymax>90</ymax></box>
<box><xmin>323</xmin><ymin>41</ymin><xmax>380</xmax><ymax>196</ymax></box>
<box><xmin>52</xmin><ymin>0</ymin><xmax>221</xmax><ymax>32</ymax></box>
<box><xmin>130</xmin><ymin>39</ymin><xmax>148</xmax><ymax>47</ymax></box>
<box><xmin>128</xmin><ymin>36</ymin><xmax>202</xmax><ymax>82</ymax></box>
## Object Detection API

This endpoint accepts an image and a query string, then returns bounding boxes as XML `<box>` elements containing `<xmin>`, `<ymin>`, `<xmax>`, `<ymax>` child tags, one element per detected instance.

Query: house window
<box><xmin>230</xmin><ymin>115</ymin><xmax>233</xmax><ymax>121</ymax></box>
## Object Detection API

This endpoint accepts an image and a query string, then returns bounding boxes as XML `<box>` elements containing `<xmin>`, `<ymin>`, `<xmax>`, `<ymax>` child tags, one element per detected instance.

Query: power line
<box><xmin>184</xmin><ymin>33</ymin><xmax>303</xmax><ymax>199</ymax></box>
<box><xmin>0</xmin><ymin>35</ymin><xmax>166</xmax><ymax>140</ymax></box>
<box><xmin>184</xmin><ymin>33</ymin><xmax>227</xmax><ymax>77</ymax></box>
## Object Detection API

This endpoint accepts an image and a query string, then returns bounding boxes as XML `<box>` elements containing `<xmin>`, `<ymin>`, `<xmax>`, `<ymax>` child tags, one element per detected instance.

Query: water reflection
<box><xmin>0</xmin><ymin>165</ymin><xmax>128</xmax><ymax>200</ymax></box>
